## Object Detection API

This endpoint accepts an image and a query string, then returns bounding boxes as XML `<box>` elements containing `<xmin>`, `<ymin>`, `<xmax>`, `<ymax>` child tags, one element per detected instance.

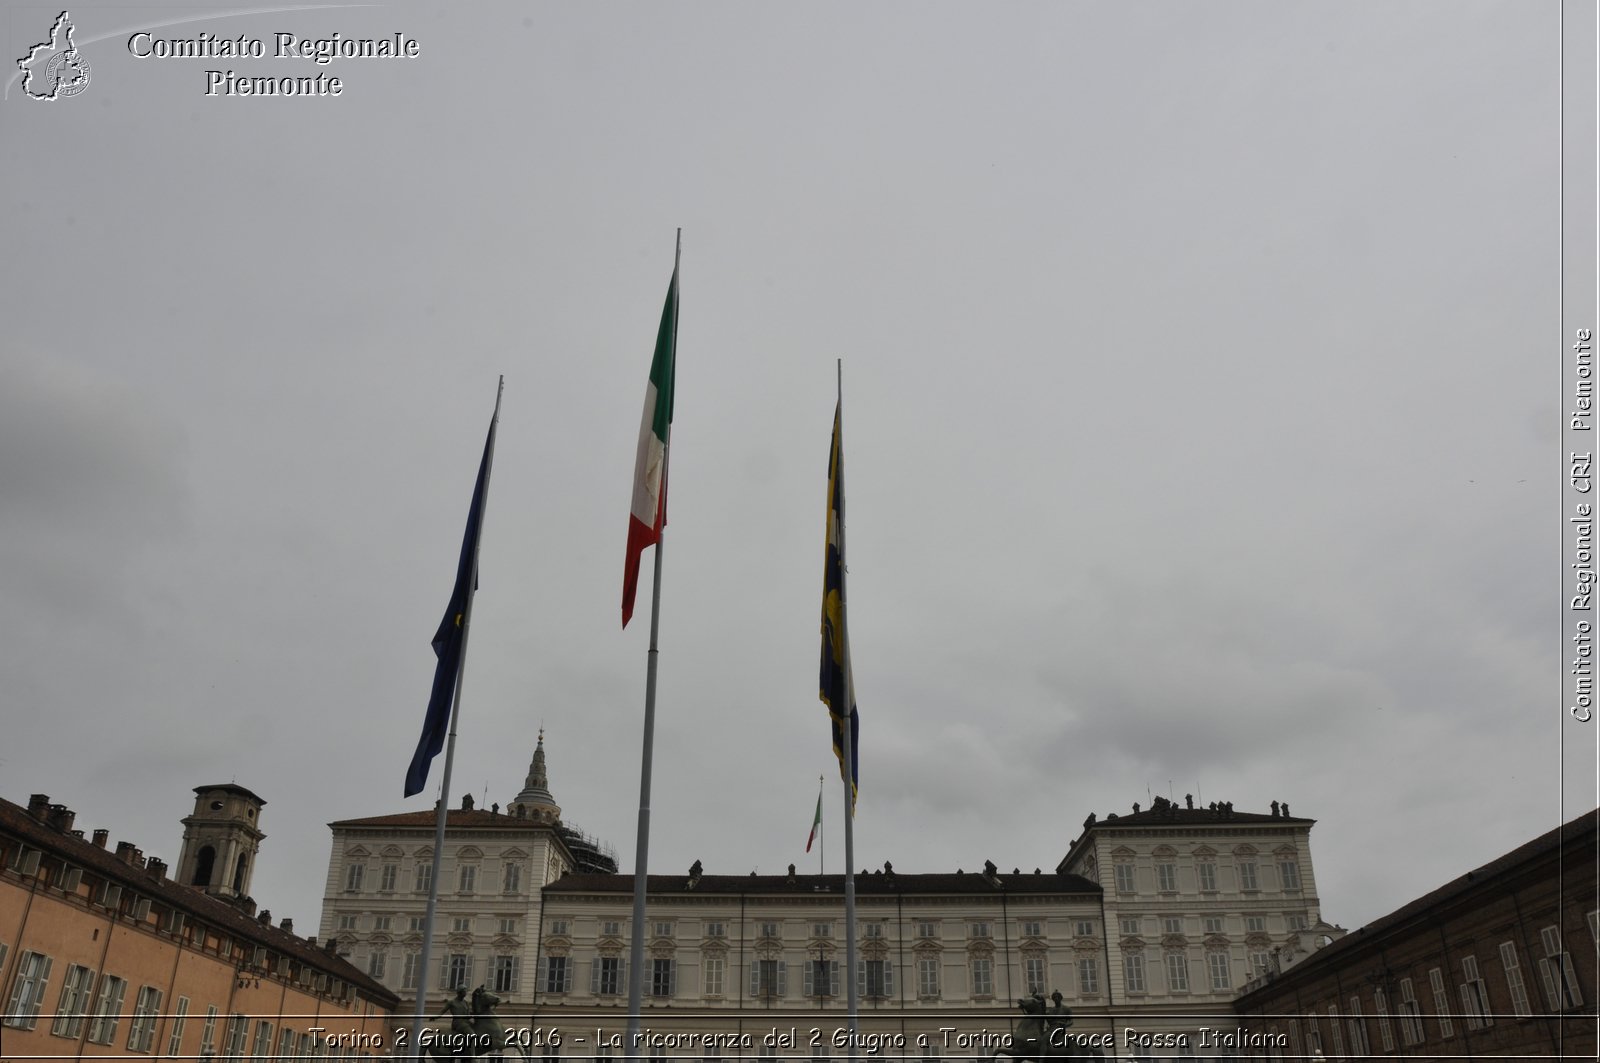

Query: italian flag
<box><xmin>805</xmin><ymin>791</ymin><xmax>822</xmax><ymax>852</ymax></box>
<box><xmin>622</xmin><ymin>262</ymin><xmax>679</xmax><ymax>628</ymax></box>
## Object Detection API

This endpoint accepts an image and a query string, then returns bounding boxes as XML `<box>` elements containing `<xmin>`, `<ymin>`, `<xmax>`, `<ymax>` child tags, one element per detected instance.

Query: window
<box><xmin>379</xmin><ymin>864</ymin><xmax>397</xmax><ymax>891</ymax></box>
<box><xmin>1156</xmin><ymin>862</ymin><xmax>1177</xmax><ymax>892</ymax></box>
<box><xmin>1500</xmin><ymin>941</ymin><xmax>1532</xmax><ymax>1017</ymax></box>
<box><xmin>805</xmin><ymin>959</ymin><xmax>838</xmax><ymax>997</ymax></box>
<box><xmin>1165</xmin><ymin>952</ymin><xmax>1188</xmax><ymax>992</ymax></box>
<box><xmin>458</xmin><ymin>865</ymin><xmax>477</xmax><ymax>893</ymax></box>
<box><xmin>414</xmin><ymin>863</ymin><xmax>433</xmax><ymax>893</ymax></box>
<box><xmin>1123</xmin><ymin>952</ymin><xmax>1145</xmax><ymax>993</ymax></box>
<box><xmin>758</xmin><ymin>922</ymin><xmax>778</xmax><ymax>940</ymax></box>
<box><xmin>503</xmin><ymin>863</ymin><xmax>523</xmax><ymax>894</ymax></box>
<box><xmin>861</xmin><ymin>959</ymin><xmax>892</xmax><ymax>999</ymax></box>
<box><xmin>372</xmin><ymin>915</ymin><xmax>391</xmax><ymax>932</ymax></box>
<box><xmin>969</xmin><ymin>922</ymin><xmax>991</xmax><ymax>939</ymax></box>
<box><xmin>409</xmin><ymin>916</ymin><xmax>426</xmax><ymax>932</ymax></box>
<box><xmin>1347</xmin><ymin>996</ymin><xmax>1370</xmax><ymax>1054</ymax></box>
<box><xmin>1539</xmin><ymin>924</ymin><xmax>1584</xmax><ymax>1009</ymax></box>
<box><xmin>1397</xmin><ymin>978</ymin><xmax>1424</xmax><ymax>1045</ymax></box>
<box><xmin>446</xmin><ymin>953</ymin><xmax>470</xmax><ymax>990</ymax></box>
<box><xmin>917</xmin><ymin>956</ymin><xmax>940</xmax><ymax>999</ymax></box>
<box><xmin>1373</xmin><ymin>987</ymin><xmax>1395</xmax><ymax>1051</ymax></box>
<box><xmin>650</xmin><ymin>958</ymin><xmax>675</xmax><ymax>997</ymax></box>
<box><xmin>703</xmin><ymin>955</ymin><xmax>724</xmax><ymax>996</ymax></box>
<box><xmin>1162</xmin><ymin>917</ymin><xmax>1183</xmax><ymax>935</ymax></box>
<box><xmin>1197</xmin><ymin>860</ymin><xmax>1217</xmax><ymax>892</ymax></box>
<box><xmin>166</xmin><ymin>996</ymin><xmax>190</xmax><ymax>1057</ymax></box>
<box><xmin>403</xmin><ymin>952</ymin><xmax>421</xmax><ymax>990</ymax></box>
<box><xmin>1326</xmin><ymin>1006</ymin><xmax>1344</xmax><ymax>1058</ymax></box>
<box><xmin>278</xmin><ymin>1026</ymin><xmax>297</xmax><ymax>1063</ymax></box>
<box><xmin>1114</xmin><ymin>863</ymin><xmax>1136</xmax><ymax>893</ymax></box>
<box><xmin>52</xmin><ymin>963</ymin><xmax>95</xmax><ymax>1037</ymax></box>
<box><xmin>1429</xmin><ymin>967</ymin><xmax>1456</xmax><ymax>1036</ymax></box>
<box><xmin>337</xmin><ymin>914</ymin><xmax>358</xmax><ymax>931</ymax></box>
<box><xmin>751</xmin><ymin>959</ymin><xmax>784</xmax><ymax>999</ymax></box>
<box><xmin>200</xmin><ymin>1006</ymin><xmax>219</xmax><ymax>1057</ymax></box>
<box><xmin>1279</xmin><ymin>858</ymin><xmax>1301</xmax><ymax>890</ymax></box>
<box><xmin>1248</xmin><ymin>951</ymin><xmax>1270</xmax><ymax>977</ymax></box>
<box><xmin>368</xmin><ymin>950</ymin><xmax>387</xmax><ymax>979</ymax></box>
<box><xmin>1238</xmin><ymin>861</ymin><xmax>1259</xmax><ymax>891</ymax></box>
<box><xmin>1020</xmin><ymin>920</ymin><xmax>1042</xmax><ymax>938</ymax></box>
<box><xmin>1285</xmin><ymin>913</ymin><xmax>1307</xmax><ymax>931</ymax></box>
<box><xmin>1207</xmin><ymin>952</ymin><xmax>1231</xmax><ymax>992</ymax></box>
<box><xmin>1120</xmin><ymin>917</ymin><xmax>1140</xmax><ymax>937</ymax></box>
<box><xmin>1245</xmin><ymin>916</ymin><xmax>1265</xmax><ymax>932</ymax></box>
<box><xmin>811</xmin><ymin>922</ymin><xmax>832</xmax><ymax>939</ymax></box>
<box><xmin>917</xmin><ymin>921</ymin><xmax>939</xmax><ymax>939</ymax></box>
<box><xmin>1077</xmin><ymin>957</ymin><xmax>1099</xmax><ymax>995</ymax></box>
<box><xmin>1459</xmin><ymin>955</ymin><xmax>1492</xmax><ymax>1029</ymax></box>
<box><xmin>85</xmin><ymin>974</ymin><xmax>128</xmax><ymax>1045</ymax></box>
<box><xmin>1073</xmin><ymin>920</ymin><xmax>1095</xmax><ymax>938</ymax></box>
<box><xmin>970</xmin><ymin>957</ymin><xmax>993</xmax><ymax>997</ymax></box>
<box><xmin>451</xmin><ymin>917</ymin><xmax>473</xmax><ymax>933</ymax></box>
<box><xmin>1203</xmin><ymin>916</ymin><xmax>1224</xmax><ymax>934</ymax></box>
<box><xmin>705</xmin><ymin>922</ymin><xmax>725</xmax><ymax>939</ymax></box>
<box><xmin>544</xmin><ymin>956</ymin><xmax>570</xmax><ymax>994</ymax></box>
<box><xmin>5</xmin><ymin>950</ymin><xmax>53</xmax><ymax>1029</ymax></box>
<box><xmin>1024</xmin><ymin>956</ymin><xmax>1047</xmax><ymax>994</ymax></box>
<box><xmin>862</xmin><ymin>922</ymin><xmax>883</xmax><ymax>939</ymax></box>
<box><xmin>298</xmin><ymin>1031</ymin><xmax>316</xmax><ymax>1060</ymax></box>
<box><xmin>344</xmin><ymin>864</ymin><xmax>364</xmax><ymax>892</ymax></box>
<box><xmin>252</xmin><ymin>1021</ymin><xmax>275</xmax><ymax>1060</ymax></box>
<box><xmin>596</xmin><ymin>957</ymin><xmax>623</xmax><ymax>996</ymax></box>
<box><xmin>494</xmin><ymin>955</ymin><xmax>520</xmax><ymax>993</ymax></box>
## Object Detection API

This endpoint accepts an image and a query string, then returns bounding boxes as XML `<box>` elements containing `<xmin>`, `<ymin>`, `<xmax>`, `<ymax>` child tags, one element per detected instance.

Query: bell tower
<box><xmin>176</xmin><ymin>784</ymin><xmax>266</xmax><ymax>899</ymax></box>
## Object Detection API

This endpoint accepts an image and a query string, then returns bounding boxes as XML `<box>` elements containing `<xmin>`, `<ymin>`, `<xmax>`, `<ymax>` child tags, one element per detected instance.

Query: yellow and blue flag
<box><xmin>820</xmin><ymin>403</ymin><xmax>859</xmax><ymax>809</ymax></box>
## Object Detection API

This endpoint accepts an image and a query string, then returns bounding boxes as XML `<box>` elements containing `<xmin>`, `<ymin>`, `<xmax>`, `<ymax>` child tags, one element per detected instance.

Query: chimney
<box><xmin>280</xmin><ymin>917</ymin><xmax>294</xmax><ymax>934</ymax></box>
<box><xmin>146</xmin><ymin>858</ymin><xmax>167</xmax><ymax>880</ymax></box>
<box><xmin>45</xmin><ymin>804</ymin><xmax>75</xmax><ymax>832</ymax></box>
<box><xmin>27</xmin><ymin>794</ymin><xmax>49</xmax><ymax>819</ymax></box>
<box><xmin>259</xmin><ymin>909</ymin><xmax>272</xmax><ymax>924</ymax></box>
<box><xmin>92</xmin><ymin>829</ymin><xmax>109</xmax><ymax>849</ymax></box>
<box><xmin>115</xmin><ymin>841</ymin><xmax>137</xmax><ymax>864</ymax></box>
<box><xmin>241</xmin><ymin>897</ymin><xmax>257</xmax><ymax>916</ymax></box>
<box><xmin>70</xmin><ymin>830</ymin><xmax>84</xmax><ymax>840</ymax></box>
<box><xmin>462</xmin><ymin>793</ymin><xmax>475</xmax><ymax>811</ymax></box>
<box><xmin>324</xmin><ymin>936</ymin><xmax>338</xmax><ymax>952</ymax></box>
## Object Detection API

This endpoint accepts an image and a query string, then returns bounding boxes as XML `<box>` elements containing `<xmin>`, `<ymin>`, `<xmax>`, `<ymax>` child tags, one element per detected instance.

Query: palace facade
<box><xmin>321</xmin><ymin>741</ymin><xmax>1336</xmax><ymax>1060</ymax></box>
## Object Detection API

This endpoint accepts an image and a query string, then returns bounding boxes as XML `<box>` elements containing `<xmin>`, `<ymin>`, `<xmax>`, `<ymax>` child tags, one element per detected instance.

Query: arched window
<box><xmin>193</xmin><ymin>845</ymin><xmax>215</xmax><ymax>887</ymax></box>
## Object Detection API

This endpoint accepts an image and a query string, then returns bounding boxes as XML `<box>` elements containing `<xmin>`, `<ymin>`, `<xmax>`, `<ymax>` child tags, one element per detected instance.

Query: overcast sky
<box><xmin>2</xmin><ymin>1</ymin><xmax>1591</xmax><ymax>942</ymax></box>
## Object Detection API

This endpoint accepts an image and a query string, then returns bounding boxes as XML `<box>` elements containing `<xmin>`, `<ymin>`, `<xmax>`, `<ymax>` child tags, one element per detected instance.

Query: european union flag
<box><xmin>405</xmin><ymin>414</ymin><xmax>496</xmax><ymax>798</ymax></box>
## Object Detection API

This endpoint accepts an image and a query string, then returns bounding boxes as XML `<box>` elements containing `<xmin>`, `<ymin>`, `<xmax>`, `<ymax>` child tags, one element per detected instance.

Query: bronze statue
<box><xmin>994</xmin><ymin>991</ymin><xmax>1103</xmax><ymax>1061</ymax></box>
<box><xmin>427</xmin><ymin>988</ymin><xmax>479</xmax><ymax>1058</ymax></box>
<box><xmin>471</xmin><ymin>985</ymin><xmax>525</xmax><ymax>1059</ymax></box>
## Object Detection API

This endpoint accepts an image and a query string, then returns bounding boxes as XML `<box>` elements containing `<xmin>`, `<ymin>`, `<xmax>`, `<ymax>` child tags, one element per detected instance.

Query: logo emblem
<box><xmin>17</xmin><ymin>11</ymin><xmax>91</xmax><ymax>100</ymax></box>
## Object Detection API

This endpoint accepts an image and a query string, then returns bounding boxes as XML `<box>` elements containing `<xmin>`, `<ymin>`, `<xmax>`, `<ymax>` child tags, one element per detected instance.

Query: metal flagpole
<box><xmin>836</xmin><ymin>359</ymin><xmax>860</xmax><ymax>1060</ymax></box>
<box><xmin>627</xmin><ymin>231</ymin><xmax>681</xmax><ymax>1057</ymax></box>
<box><xmin>819</xmin><ymin>775</ymin><xmax>826</xmax><ymax>877</ymax></box>
<box><xmin>410</xmin><ymin>377</ymin><xmax>504</xmax><ymax>1060</ymax></box>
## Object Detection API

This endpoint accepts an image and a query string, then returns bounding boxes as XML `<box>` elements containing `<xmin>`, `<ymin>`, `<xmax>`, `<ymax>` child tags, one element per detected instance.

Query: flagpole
<box><xmin>410</xmin><ymin>376</ymin><xmax>504</xmax><ymax>1060</ymax></box>
<box><xmin>836</xmin><ymin>359</ymin><xmax>860</xmax><ymax>1060</ymax></box>
<box><xmin>627</xmin><ymin>231</ymin><xmax>680</xmax><ymax>1056</ymax></box>
<box><xmin>819</xmin><ymin>775</ymin><xmax>826</xmax><ymax>877</ymax></box>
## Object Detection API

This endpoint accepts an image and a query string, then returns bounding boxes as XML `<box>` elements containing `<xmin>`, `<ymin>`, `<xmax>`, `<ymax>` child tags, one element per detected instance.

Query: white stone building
<box><xmin>320</xmin><ymin>747</ymin><xmax>1335</xmax><ymax>1060</ymax></box>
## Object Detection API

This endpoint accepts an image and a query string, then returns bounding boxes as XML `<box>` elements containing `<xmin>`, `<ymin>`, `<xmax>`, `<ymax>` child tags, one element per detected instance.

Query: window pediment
<box><xmin>456</xmin><ymin>845</ymin><xmax>484</xmax><ymax>860</ymax></box>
